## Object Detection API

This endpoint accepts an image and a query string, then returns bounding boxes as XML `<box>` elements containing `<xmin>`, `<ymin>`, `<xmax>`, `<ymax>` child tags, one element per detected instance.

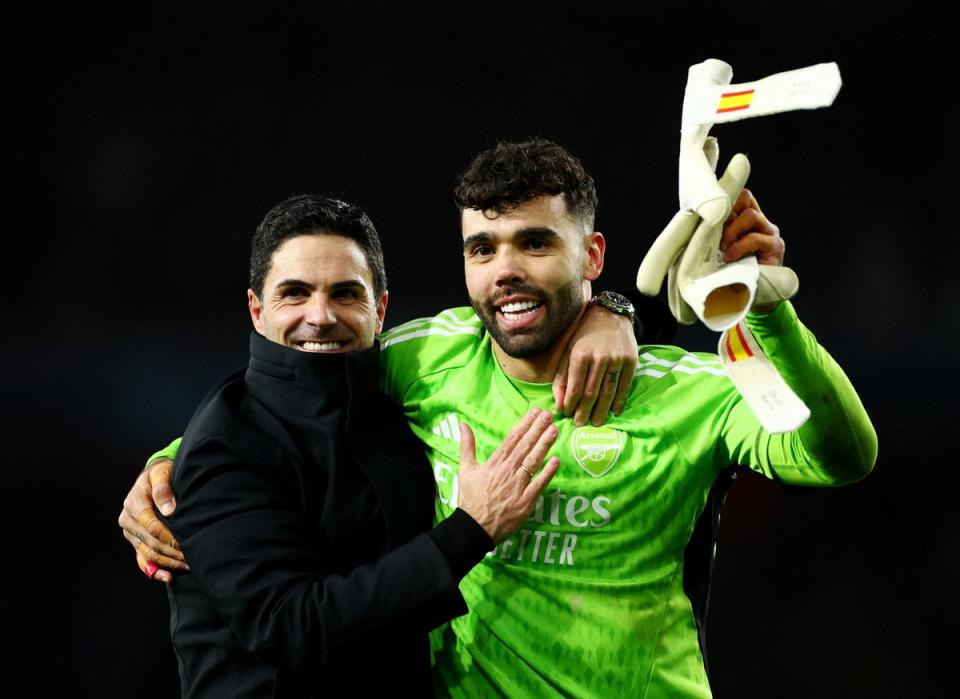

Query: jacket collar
<box><xmin>244</xmin><ymin>332</ymin><xmax>379</xmax><ymax>420</ymax></box>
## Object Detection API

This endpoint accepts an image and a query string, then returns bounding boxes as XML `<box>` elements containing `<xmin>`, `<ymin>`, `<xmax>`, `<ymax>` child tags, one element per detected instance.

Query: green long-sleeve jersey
<box><xmin>150</xmin><ymin>301</ymin><xmax>875</xmax><ymax>698</ymax></box>
<box><xmin>376</xmin><ymin>301</ymin><xmax>875</xmax><ymax>698</ymax></box>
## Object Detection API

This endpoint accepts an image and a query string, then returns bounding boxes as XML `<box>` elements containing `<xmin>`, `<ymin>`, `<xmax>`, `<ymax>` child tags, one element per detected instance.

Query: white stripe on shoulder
<box><xmin>437</xmin><ymin>309</ymin><xmax>481</xmax><ymax>327</ymax></box>
<box><xmin>380</xmin><ymin>325</ymin><xmax>482</xmax><ymax>349</ymax></box>
<box><xmin>670</xmin><ymin>364</ymin><xmax>727</xmax><ymax>377</ymax></box>
<box><xmin>635</xmin><ymin>353</ymin><xmax>728</xmax><ymax>379</ymax></box>
<box><xmin>635</xmin><ymin>368</ymin><xmax>668</xmax><ymax>378</ymax></box>
<box><xmin>638</xmin><ymin>351</ymin><xmax>721</xmax><ymax>368</ymax></box>
<box><xmin>383</xmin><ymin>311</ymin><xmax>481</xmax><ymax>338</ymax></box>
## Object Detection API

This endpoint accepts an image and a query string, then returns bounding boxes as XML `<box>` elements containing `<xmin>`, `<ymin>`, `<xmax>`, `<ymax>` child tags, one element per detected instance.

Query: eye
<box><xmin>527</xmin><ymin>238</ymin><xmax>549</xmax><ymax>250</ymax></box>
<box><xmin>284</xmin><ymin>287</ymin><xmax>309</xmax><ymax>298</ymax></box>
<box><xmin>469</xmin><ymin>244</ymin><xmax>495</xmax><ymax>258</ymax></box>
<box><xmin>333</xmin><ymin>287</ymin><xmax>361</xmax><ymax>301</ymax></box>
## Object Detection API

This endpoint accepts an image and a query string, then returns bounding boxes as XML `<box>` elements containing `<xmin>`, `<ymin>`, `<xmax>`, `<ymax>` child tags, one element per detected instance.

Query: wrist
<box><xmin>749</xmin><ymin>300</ymin><xmax>782</xmax><ymax>315</ymax></box>
<box><xmin>588</xmin><ymin>291</ymin><xmax>636</xmax><ymax>326</ymax></box>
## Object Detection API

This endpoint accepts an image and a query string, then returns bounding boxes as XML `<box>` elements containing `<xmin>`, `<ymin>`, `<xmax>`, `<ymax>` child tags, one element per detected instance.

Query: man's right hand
<box><xmin>457</xmin><ymin>409</ymin><xmax>560</xmax><ymax>544</ymax></box>
<box><xmin>117</xmin><ymin>459</ymin><xmax>188</xmax><ymax>583</ymax></box>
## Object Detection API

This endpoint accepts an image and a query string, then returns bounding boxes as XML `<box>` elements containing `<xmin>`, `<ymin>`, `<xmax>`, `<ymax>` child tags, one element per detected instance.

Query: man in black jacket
<box><xmin>164</xmin><ymin>194</ymin><xmax>560</xmax><ymax>697</ymax></box>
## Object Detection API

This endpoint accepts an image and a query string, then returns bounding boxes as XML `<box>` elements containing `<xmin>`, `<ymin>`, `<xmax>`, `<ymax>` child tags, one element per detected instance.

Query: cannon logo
<box><xmin>571</xmin><ymin>426</ymin><xmax>625</xmax><ymax>478</ymax></box>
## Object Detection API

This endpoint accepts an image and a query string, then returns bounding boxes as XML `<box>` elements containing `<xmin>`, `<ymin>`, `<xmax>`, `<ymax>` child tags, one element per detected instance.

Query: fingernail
<box><xmin>156</xmin><ymin>571</ymin><xmax>173</xmax><ymax>584</ymax></box>
<box><xmin>159</xmin><ymin>502</ymin><xmax>175</xmax><ymax>516</ymax></box>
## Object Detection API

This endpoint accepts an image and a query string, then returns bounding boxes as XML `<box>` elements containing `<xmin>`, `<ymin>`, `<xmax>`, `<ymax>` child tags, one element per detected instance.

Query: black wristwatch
<box><xmin>589</xmin><ymin>291</ymin><xmax>636</xmax><ymax>325</ymax></box>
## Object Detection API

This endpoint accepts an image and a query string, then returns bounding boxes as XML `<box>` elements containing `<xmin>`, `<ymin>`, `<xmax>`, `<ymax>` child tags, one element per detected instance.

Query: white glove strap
<box><xmin>719</xmin><ymin>322</ymin><xmax>810</xmax><ymax>433</ymax></box>
<box><xmin>682</xmin><ymin>61</ymin><xmax>842</xmax><ymax>128</ymax></box>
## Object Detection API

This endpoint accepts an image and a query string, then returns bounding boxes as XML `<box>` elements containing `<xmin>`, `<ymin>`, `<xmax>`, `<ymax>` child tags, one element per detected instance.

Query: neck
<box><xmin>491</xmin><ymin>304</ymin><xmax>588</xmax><ymax>384</ymax></box>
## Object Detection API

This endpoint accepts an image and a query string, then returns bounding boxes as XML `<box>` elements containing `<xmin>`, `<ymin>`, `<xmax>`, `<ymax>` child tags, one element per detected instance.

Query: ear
<box><xmin>583</xmin><ymin>231</ymin><xmax>605</xmax><ymax>282</ymax></box>
<box><xmin>374</xmin><ymin>291</ymin><xmax>389</xmax><ymax>334</ymax></box>
<box><xmin>248</xmin><ymin>289</ymin><xmax>265</xmax><ymax>335</ymax></box>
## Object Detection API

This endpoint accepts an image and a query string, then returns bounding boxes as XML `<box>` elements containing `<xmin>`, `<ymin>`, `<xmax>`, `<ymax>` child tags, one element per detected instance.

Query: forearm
<box><xmin>746</xmin><ymin>301</ymin><xmax>877</xmax><ymax>485</ymax></box>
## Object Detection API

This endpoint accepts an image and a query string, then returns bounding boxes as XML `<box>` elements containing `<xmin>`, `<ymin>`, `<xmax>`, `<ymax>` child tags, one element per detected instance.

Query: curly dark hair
<box><xmin>249</xmin><ymin>194</ymin><xmax>386</xmax><ymax>300</ymax></box>
<box><xmin>453</xmin><ymin>139</ymin><xmax>599</xmax><ymax>229</ymax></box>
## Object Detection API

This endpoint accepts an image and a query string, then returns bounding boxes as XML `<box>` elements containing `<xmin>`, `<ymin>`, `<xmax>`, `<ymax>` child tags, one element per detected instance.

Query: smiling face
<box><xmin>462</xmin><ymin>194</ymin><xmax>604</xmax><ymax>372</ymax></box>
<box><xmin>247</xmin><ymin>234</ymin><xmax>387</xmax><ymax>353</ymax></box>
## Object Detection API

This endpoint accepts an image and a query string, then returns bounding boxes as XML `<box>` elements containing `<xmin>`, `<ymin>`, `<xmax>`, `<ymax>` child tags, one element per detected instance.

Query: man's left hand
<box><xmin>720</xmin><ymin>188</ymin><xmax>784</xmax><ymax>267</ymax></box>
<box><xmin>553</xmin><ymin>306</ymin><xmax>638</xmax><ymax>427</ymax></box>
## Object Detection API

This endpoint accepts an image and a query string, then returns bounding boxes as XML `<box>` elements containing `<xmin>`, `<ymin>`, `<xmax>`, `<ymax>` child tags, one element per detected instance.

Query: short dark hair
<box><xmin>453</xmin><ymin>139</ymin><xmax>599</xmax><ymax>229</ymax></box>
<box><xmin>249</xmin><ymin>194</ymin><xmax>387</xmax><ymax>300</ymax></box>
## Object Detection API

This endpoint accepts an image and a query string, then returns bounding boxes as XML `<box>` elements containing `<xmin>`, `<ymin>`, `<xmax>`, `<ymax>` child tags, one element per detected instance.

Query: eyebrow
<box><xmin>329</xmin><ymin>279</ymin><xmax>368</xmax><ymax>293</ymax></box>
<box><xmin>274</xmin><ymin>278</ymin><xmax>314</xmax><ymax>291</ymax></box>
<box><xmin>273</xmin><ymin>278</ymin><xmax>367</xmax><ymax>292</ymax></box>
<box><xmin>462</xmin><ymin>226</ymin><xmax>561</xmax><ymax>252</ymax></box>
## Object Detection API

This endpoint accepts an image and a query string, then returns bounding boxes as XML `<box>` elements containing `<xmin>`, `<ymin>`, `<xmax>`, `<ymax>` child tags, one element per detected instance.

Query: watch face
<box><xmin>604</xmin><ymin>292</ymin><xmax>631</xmax><ymax>309</ymax></box>
<box><xmin>594</xmin><ymin>292</ymin><xmax>635</xmax><ymax>320</ymax></box>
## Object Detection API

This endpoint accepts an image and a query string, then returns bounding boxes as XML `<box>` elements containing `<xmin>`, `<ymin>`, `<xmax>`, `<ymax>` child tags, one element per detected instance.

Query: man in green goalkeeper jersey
<box><xmin>376</xmin><ymin>140</ymin><xmax>875</xmax><ymax>697</ymax></box>
<box><xmin>124</xmin><ymin>139</ymin><xmax>876</xmax><ymax>697</ymax></box>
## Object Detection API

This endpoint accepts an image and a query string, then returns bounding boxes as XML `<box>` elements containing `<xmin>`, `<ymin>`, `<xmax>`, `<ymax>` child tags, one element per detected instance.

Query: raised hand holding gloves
<box><xmin>637</xmin><ymin>59</ymin><xmax>842</xmax><ymax>432</ymax></box>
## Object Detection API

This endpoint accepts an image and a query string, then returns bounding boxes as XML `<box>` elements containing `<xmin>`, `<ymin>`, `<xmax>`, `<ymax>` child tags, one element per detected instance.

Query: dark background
<box><xmin>2</xmin><ymin>1</ymin><xmax>956</xmax><ymax>697</ymax></box>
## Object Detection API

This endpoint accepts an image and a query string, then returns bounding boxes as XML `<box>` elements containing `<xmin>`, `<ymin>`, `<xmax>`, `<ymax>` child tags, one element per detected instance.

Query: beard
<box><xmin>471</xmin><ymin>278</ymin><xmax>584</xmax><ymax>359</ymax></box>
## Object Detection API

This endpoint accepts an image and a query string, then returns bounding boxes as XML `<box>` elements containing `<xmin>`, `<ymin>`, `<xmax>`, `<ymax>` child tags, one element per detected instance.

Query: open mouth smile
<box><xmin>494</xmin><ymin>297</ymin><xmax>545</xmax><ymax>329</ymax></box>
<box><xmin>295</xmin><ymin>340</ymin><xmax>345</xmax><ymax>352</ymax></box>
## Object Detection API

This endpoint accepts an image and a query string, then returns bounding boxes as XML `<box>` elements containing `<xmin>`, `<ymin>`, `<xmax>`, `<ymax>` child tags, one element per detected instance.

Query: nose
<box><xmin>304</xmin><ymin>295</ymin><xmax>337</xmax><ymax>328</ymax></box>
<box><xmin>493</xmin><ymin>247</ymin><xmax>526</xmax><ymax>287</ymax></box>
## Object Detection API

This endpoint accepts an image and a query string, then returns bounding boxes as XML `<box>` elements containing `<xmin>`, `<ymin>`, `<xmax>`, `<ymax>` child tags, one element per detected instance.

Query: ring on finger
<box><xmin>606</xmin><ymin>371</ymin><xmax>619</xmax><ymax>382</ymax></box>
<box><xmin>519</xmin><ymin>464</ymin><xmax>535</xmax><ymax>478</ymax></box>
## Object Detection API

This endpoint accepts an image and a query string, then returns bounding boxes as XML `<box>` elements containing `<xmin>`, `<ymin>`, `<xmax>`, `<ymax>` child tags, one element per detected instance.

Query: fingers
<box><xmin>459</xmin><ymin>422</ymin><xmax>478</xmax><ymax>471</ymax></box>
<box><xmin>502</xmin><ymin>411</ymin><xmax>555</xmax><ymax>469</ymax></box>
<box><xmin>123</xmin><ymin>469</ymin><xmax>155</xmax><ymax>522</ymax></box>
<box><xmin>721</xmin><ymin>195</ymin><xmax>783</xmax><ymax>265</ymax></box>
<box><xmin>590</xmin><ymin>357</ymin><xmax>638</xmax><ymax>425</ymax></box>
<box><xmin>125</xmin><ymin>529</ymin><xmax>185</xmax><ymax>574</ymax></box>
<box><xmin>509</xmin><ymin>414</ymin><xmax>558</xmax><ymax>477</ymax></box>
<box><xmin>137</xmin><ymin>506</ymin><xmax>181</xmax><ymax>550</ymax></box>
<box><xmin>722</xmin><ymin>207</ymin><xmax>774</xmax><ymax>248</ymax></box>
<box><xmin>135</xmin><ymin>551</ymin><xmax>166</xmax><ymax>583</ymax></box>
<box><xmin>552</xmin><ymin>354</ymin><xmax>569</xmax><ymax>413</ymax></box>
<box><xmin>560</xmin><ymin>352</ymin><xmax>588</xmax><ymax>417</ymax></box>
<box><xmin>523</xmin><ymin>456</ymin><xmax>560</xmax><ymax>500</ymax></box>
<box><xmin>137</xmin><ymin>549</ymin><xmax>174</xmax><ymax>584</ymax></box>
<box><xmin>492</xmin><ymin>409</ymin><xmax>544</xmax><ymax>463</ymax></box>
<box><xmin>589</xmin><ymin>364</ymin><xmax>620</xmax><ymax>427</ymax></box>
<box><xmin>573</xmin><ymin>360</ymin><xmax>606</xmax><ymax>427</ymax></box>
<box><xmin>118</xmin><ymin>508</ymin><xmax>185</xmax><ymax>563</ymax></box>
<box><xmin>149</xmin><ymin>459</ymin><xmax>177</xmax><ymax>516</ymax></box>
<box><xmin>724</xmin><ymin>231</ymin><xmax>785</xmax><ymax>266</ymax></box>
<box><xmin>728</xmin><ymin>187</ymin><xmax>762</xmax><ymax>218</ymax></box>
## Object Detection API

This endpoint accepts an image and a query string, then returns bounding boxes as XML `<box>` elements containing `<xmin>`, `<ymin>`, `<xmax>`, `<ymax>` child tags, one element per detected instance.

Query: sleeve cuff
<box><xmin>427</xmin><ymin>508</ymin><xmax>494</xmax><ymax>580</ymax></box>
<box><xmin>144</xmin><ymin>437</ymin><xmax>182</xmax><ymax>470</ymax></box>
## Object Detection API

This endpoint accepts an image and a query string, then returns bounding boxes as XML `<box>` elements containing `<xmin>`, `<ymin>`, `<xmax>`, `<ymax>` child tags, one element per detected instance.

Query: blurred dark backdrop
<box><xmin>2</xmin><ymin>1</ymin><xmax>956</xmax><ymax>697</ymax></box>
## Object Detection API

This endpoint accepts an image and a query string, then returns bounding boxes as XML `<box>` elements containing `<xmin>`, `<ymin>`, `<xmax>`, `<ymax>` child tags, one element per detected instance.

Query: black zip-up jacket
<box><xmin>164</xmin><ymin>333</ymin><xmax>491</xmax><ymax>697</ymax></box>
